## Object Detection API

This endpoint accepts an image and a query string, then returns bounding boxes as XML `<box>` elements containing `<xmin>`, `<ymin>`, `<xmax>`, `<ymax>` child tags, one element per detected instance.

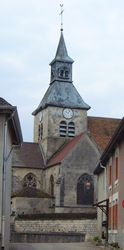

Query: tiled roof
<box><xmin>47</xmin><ymin>134</ymin><xmax>83</xmax><ymax>167</ymax></box>
<box><xmin>94</xmin><ymin>118</ymin><xmax>124</xmax><ymax>174</ymax></box>
<box><xmin>88</xmin><ymin>116</ymin><xmax>121</xmax><ymax>152</ymax></box>
<box><xmin>12</xmin><ymin>142</ymin><xmax>44</xmax><ymax>169</ymax></box>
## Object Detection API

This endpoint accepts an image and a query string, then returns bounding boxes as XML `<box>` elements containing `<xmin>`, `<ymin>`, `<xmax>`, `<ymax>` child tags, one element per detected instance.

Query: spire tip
<box><xmin>59</xmin><ymin>4</ymin><xmax>64</xmax><ymax>32</ymax></box>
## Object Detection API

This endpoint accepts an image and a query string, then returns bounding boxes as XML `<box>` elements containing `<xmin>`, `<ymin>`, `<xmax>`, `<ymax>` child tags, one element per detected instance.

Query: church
<box><xmin>11</xmin><ymin>29</ymin><xmax>120</xmax><ymax>216</ymax></box>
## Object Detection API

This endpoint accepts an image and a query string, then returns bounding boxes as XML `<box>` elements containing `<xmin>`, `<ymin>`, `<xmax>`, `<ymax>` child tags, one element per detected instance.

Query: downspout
<box><xmin>100</xmin><ymin>163</ymin><xmax>109</xmax><ymax>245</ymax></box>
<box><xmin>1</xmin><ymin>120</ymin><xmax>7</xmax><ymax>250</ymax></box>
<box><xmin>100</xmin><ymin>163</ymin><xmax>106</xmax><ymax>198</ymax></box>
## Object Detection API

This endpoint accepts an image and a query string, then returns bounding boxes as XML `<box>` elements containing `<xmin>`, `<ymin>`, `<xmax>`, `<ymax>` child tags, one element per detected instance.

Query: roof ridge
<box><xmin>88</xmin><ymin>115</ymin><xmax>121</xmax><ymax>120</ymax></box>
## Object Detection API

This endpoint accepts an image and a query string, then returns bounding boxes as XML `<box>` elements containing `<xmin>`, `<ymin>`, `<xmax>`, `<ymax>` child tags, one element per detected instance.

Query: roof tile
<box><xmin>88</xmin><ymin>116</ymin><xmax>121</xmax><ymax>152</ymax></box>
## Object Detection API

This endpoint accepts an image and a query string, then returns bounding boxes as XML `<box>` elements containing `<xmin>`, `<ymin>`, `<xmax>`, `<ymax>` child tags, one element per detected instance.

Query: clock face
<box><xmin>63</xmin><ymin>108</ymin><xmax>73</xmax><ymax>119</ymax></box>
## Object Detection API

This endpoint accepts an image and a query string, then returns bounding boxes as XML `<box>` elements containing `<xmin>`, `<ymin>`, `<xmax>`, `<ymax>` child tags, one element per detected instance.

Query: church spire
<box><xmin>50</xmin><ymin>31</ymin><xmax>74</xmax><ymax>65</ymax></box>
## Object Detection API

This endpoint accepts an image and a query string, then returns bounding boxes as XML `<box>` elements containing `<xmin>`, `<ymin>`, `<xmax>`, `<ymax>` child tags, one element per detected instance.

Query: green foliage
<box><xmin>93</xmin><ymin>236</ymin><xmax>102</xmax><ymax>245</ymax></box>
<box><xmin>110</xmin><ymin>242</ymin><xmax>120</xmax><ymax>249</ymax></box>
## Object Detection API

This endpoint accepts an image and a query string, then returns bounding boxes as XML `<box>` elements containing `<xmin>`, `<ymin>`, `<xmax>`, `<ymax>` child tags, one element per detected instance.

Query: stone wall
<box><xmin>12</xmin><ymin>197</ymin><xmax>54</xmax><ymax>215</ymax></box>
<box><xmin>12</xmin><ymin>218</ymin><xmax>97</xmax><ymax>242</ymax></box>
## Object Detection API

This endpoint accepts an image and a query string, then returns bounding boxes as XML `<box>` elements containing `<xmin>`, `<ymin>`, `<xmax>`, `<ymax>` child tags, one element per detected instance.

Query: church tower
<box><xmin>32</xmin><ymin>30</ymin><xmax>90</xmax><ymax>160</ymax></box>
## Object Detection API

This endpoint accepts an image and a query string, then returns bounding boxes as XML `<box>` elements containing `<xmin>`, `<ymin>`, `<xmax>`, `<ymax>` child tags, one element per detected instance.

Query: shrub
<box><xmin>93</xmin><ymin>236</ymin><xmax>102</xmax><ymax>245</ymax></box>
<box><xmin>110</xmin><ymin>242</ymin><xmax>120</xmax><ymax>249</ymax></box>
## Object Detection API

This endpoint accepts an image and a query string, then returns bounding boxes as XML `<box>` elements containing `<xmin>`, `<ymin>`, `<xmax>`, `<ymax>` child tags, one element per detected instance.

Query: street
<box><xmin>9</xmin><ymin>242</ymin><xmax>107</xmax><ymax>250</ymax></box>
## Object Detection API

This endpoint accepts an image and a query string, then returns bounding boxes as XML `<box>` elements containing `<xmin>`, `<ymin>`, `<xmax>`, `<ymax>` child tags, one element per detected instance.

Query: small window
<box><xmin>23</xmin><ymin>173</ymin><xmax>37</xmax><ymax>188</ymax></box>
<box><xmin>109</xmin><ymin>165</ymin><xmax>112</xmax><ymax>186</ymax></box>
<box><xmin>65</xmin><ymin>70</ymin><xmax>69</xmax><ymax>78</ymax></box>
<box><xmin>60</xmin><ymin>121</ymin><xmax>67</xmax><ymax>137</ymax></box>
<box><xmin>68</xmin><ymin>122</ymin><xmax>75</xmax><ymax>137</ymax></box>
<box><xmin>49</xmin><ymin>175</ymin><xmax>54</xmax><ymax>196</ymax></box>
<box><xmin>58</xmin><ymin>67</ymin><xmax>69</xmax><ymax>79</ymax></box>
<box><xmin>115</xmin><ymin>157</ymin><xmax>118</xmax><ymax>180</ymax></box>
<box><xmin>38</xmin><ymin>123</ymin><xmax>43</xmax><ymax>140</ymax></box>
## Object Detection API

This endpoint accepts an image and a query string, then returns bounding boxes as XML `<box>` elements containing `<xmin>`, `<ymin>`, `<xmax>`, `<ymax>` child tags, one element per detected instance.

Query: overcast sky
<box><xmin>0</xmin><ymin>0</ymin><xmax>124</xmax><ymax>141</ymax></box>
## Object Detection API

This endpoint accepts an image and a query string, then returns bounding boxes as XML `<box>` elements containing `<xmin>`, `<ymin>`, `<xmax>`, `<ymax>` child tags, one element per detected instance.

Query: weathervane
<box><xmin>59</xmin><ymin>4</ymin><xmax>64</xmax><ymax>31</ymax></box>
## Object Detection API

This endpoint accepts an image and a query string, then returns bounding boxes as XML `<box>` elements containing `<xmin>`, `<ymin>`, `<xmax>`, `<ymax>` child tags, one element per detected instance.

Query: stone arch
<box><xmin>77</xmin><ymin>173</ymin><xmax>94</xmax><ymax>205</ymax></box>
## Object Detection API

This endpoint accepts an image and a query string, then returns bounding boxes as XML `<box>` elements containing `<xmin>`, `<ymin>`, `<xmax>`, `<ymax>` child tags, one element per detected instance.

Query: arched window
<box><xmin>49</xmin><ymin>175</ymin><xmax>54</xmax><ymax>196</ymax></box>
<box><xmin>68</xmin><ymin>122</ymin><xmax>75</xmax><ymax>137</ymax></box>
<box><xmin>59</xmin><ymin>121</ymin><xmax>67</xmax><ymax>137</ymax></box>
<box><xmin>23</xmin><ymin>173</ymin><xmax>37</xmax><ymax>188</ymax></box>
<box><xmin>77</xmin><ymin>173</ymin><xmax>94</xmax><ymax>205</ymax></box>
<box><xmin>38</xmin><ymin>123</ymin><xmax>43</xmax><ymax>140</ymax></box>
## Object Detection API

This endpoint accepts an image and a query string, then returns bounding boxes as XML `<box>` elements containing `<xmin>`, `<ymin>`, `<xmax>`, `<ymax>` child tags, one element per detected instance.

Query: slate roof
<box><xmin>88</xmin><ymin>116</ymin><xmax>121</xmax><ymax>152</ymax></box>
<box><xmin>32</xmin><ymin>81</ymin><xmax>90</xmax><ymax>115</ymax></box>
<box><xmin>50</xmin><ymin>31</ymin><xmax>74</xmax><ymax>64</ymax></box>
<box><xmin>12</xmin><ymin>142</ymin><xmax>45</xmax><ymax>169</ymax></box>
<box><xmin>47</xmin><ymin>134</ymin><xmax>83</xmax><ymax>167</ymax></box>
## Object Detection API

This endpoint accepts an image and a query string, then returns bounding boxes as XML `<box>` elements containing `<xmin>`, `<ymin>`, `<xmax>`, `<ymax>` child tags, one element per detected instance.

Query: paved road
<box><xmin>9</xmin><ymin>242</ymin><xmax>107</xmax><ymax>250</ymax></box>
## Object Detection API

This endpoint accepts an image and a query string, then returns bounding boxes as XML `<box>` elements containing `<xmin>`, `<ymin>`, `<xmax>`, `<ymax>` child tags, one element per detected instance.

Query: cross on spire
<box><xmin>59</xmin><ymin>4</ymin><xmax>64</xmax><ymax>31</ymax></box>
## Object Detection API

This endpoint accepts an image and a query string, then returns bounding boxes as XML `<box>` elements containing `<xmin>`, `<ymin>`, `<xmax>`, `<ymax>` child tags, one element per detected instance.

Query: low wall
<box><xmin>11</xmin><ymin>232</ymin><xmax>85</xmax><ymax>243</ymax></box>
<box><xmin>11</xmin><ymin>215</ymin><xmax>97</xmax><ymax>243</ymax></box>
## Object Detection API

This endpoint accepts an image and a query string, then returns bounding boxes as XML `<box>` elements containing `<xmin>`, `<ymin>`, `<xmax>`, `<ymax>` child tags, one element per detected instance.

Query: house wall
<box><xmin>107</xmin><ymin>141</ymin><xmax>124</xmax><ymax>249</ymax></box>
<box><xmin>97</xmin><ymin>170</ymin><xmax>106</xmax><ymax>237</ymax></box>
<box><xmin>0</xmin><ymin>115</ymin><xmax>14</xmax><ymax>250</ymax></box>
<box><xmin>0</xmin><ymin>115</ymin><xmax>5</xmax><ymax>234</ymax></box>
<box><xmin>98</xmin><ymin>140</ymin><xmax>124</xmax><ymax>249</ymax></box>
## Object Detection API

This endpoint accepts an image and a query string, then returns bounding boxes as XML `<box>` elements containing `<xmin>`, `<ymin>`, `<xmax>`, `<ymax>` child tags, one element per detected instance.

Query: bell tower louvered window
<box><xmin>68</xmin><ymin>122</ymin><xmax>75</xmax><ymax>137</ymax></box>
<box><xmin>59</xmin><ymin>121</ymin><xmax>67</xmax><ymax>137</ymax></box>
